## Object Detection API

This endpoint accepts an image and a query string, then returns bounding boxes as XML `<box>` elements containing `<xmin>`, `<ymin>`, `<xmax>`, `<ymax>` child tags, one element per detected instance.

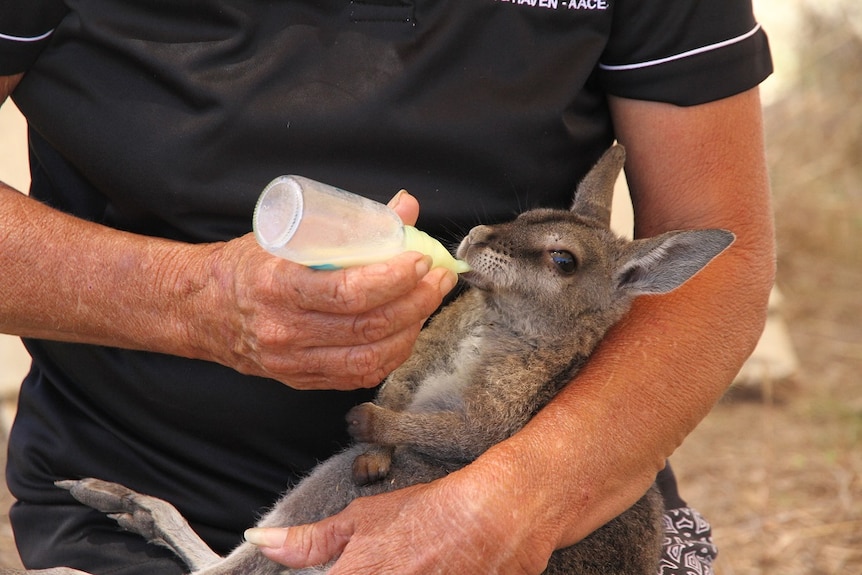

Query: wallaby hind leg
<box><xmin>56</xmin><ymin>479</ymin><xmax>221</xmax><ymax>572</ymax></box>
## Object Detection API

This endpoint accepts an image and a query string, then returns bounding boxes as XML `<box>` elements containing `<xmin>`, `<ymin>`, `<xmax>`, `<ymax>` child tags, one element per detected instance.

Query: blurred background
<box><xmin>0</xmin><ymin>0</ymin><xmax>860</xmax><ymax>573</ymax></box>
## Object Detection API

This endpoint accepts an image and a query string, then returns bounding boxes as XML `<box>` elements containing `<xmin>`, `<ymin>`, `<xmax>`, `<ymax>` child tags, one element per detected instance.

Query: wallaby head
<box><xmin>456</xmin><ymin>145</ymin><xmax>735</xmax><ymax>334</ymax></box>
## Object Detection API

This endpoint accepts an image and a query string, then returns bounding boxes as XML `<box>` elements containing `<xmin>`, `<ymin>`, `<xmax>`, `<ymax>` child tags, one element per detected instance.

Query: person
<box><xmin>0</xmin><ymin>1</ymin><xmax>775</xmax><ymax>574</ymax></box>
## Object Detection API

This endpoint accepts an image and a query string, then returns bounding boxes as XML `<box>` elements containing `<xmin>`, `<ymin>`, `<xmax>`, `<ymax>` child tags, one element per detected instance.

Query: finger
<box><xmin>245</xmin><ymin>519</ymin><xmax>353</xmax><ymax>570</ymax></box>
<box><xmin>234</xmin><ymin>267</ymin><xmax>456</xmax><ymax>390</ymax></box>
<box><xmin>345</xmin><ymin>268</ymin><xmax>447</xmax><ymax>342</ymax></box>
<box><xmin>388</xmin><ymin>190</ymin><xmax>420</xmax><ymax>226</ymax></box>
<box><xmin>283</xmin><ymin>252</ymin><xmax>433</xmax><ymax>314</ymax></box>
<box><xmin>267</xmin><ymin>319</ymin><xmax>424</xmax><ymax>390</ymax></box>
<box><xmin>278</xmin><ymin>266</ymin><xmax>456</xmax><ymax>348</ymax></box>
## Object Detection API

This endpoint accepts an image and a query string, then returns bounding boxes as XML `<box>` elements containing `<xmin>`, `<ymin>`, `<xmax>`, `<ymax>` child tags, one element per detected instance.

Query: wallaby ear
<box><xmin>616</xmin><ymin>229</ymin><xmax>735</xmax><ymax>295</ymax></box>
<box><xmin>571</xmin><ymin>144</ymin><xmax>626</xmax><ymax>228</ymax></box>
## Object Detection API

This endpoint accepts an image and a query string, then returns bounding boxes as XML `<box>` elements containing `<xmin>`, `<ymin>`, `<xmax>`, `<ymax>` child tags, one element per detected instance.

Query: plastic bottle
<box><xmin>252</xmin><ymin>175</ymin><xmax>471</xmax><ymax>273</ymax></box>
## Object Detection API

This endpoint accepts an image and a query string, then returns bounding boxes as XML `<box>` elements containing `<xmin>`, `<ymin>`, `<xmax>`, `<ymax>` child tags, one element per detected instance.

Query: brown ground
<box><xmin>1</xmin><ymin>7</ymin><xmax>860</xmax><ymax>575</ymax></box>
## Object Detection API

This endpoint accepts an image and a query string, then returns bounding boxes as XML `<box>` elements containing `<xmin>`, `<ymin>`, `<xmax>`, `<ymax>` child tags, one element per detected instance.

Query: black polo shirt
<box><xmin>1</xmin><ymin>0</ymin><xmax>772</xmax><ymax>556</ymax></box>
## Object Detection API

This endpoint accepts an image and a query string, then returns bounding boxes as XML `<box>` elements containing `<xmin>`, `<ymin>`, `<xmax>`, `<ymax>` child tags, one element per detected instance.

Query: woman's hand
<box><xmin>246</xmin><ymin>455</ymin><xmax>558</xmax><ymax>575</ymax></box>
<box><xmin>0</xmin><ymin>183</ymin><xmax>455</xmax><ymax>391</ymax></box>
<box><xmin>195</xmin><ymin>237</ymin><xmax>456</xmax><ymax>390</ymax></box>
<box><xmin>188</xmin><ymin>190</ymin><xmax>456</xmax><ymax>390</ymax></box>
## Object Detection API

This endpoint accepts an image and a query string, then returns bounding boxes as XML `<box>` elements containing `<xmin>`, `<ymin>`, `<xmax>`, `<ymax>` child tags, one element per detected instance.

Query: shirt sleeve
<box><xmin>0</xmin><ymin>1</ymin><xmax>68</xmax><ymax>75</ymax></box>
<box><xmin>598</xmin><ymin>0</ymin><xmax>773</xmax><ymax>106</ymax></box>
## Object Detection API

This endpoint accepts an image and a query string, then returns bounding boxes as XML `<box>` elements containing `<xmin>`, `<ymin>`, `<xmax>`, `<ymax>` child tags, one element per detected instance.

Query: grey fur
<box><xmin>32</xmin><ymin>145</ymin><xmax>732</xmax><ymax>575</ymax></box>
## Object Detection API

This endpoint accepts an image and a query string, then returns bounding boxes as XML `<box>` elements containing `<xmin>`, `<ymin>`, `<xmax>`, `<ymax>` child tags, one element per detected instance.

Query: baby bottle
<box><xmin>252</xmin><ymin>175</ymin><xmax>471</xmax><ymax>273</ymax></box>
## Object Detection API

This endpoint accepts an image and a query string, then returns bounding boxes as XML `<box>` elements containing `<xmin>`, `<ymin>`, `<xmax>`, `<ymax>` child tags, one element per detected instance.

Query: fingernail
<box><xmin>415</xmin><ymin>255</ymin><xmax>432</xmax><ymax>277</ymax></box>
<box><xmin>387</xmin><ymin>189</ymin><xmax>409</xmax><ymax>210</ymax></box>
<box><xmin>244</xmin><ymin>527</ymin><xmax>288</xmax><ymax>548</ymax></box>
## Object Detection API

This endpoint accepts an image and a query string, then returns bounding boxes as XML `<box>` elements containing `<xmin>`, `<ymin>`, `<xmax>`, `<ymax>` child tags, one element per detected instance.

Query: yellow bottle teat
<box><xmin>403</xmin><ymin>226</ymin><xmax>472</xmax><ymax>274</ymax></box>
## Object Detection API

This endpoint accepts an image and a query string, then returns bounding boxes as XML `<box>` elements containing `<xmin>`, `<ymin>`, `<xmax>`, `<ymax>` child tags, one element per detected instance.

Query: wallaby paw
<box><xmin>57</xmin><ymin>478</ymin><xmax>174</xmax><ymax>543</ymax></box>
<box><xmin>352</xmin><ymin>450</ymin><xmax>392</xmax><ymax>485</ymax></box>
<box><xmin>345</xmin><ymin>402</ymin><xmax>383</xmax><ymax>443</ymax></box>
<box><xmin>57</xmin><ymin>478</ymin><xmax>221</xmax><ymax>571</ymax></box>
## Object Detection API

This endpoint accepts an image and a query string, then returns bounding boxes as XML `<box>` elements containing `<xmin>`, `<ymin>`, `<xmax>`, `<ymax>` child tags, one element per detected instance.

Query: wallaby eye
<box><xmin>549</xmin><ymin>250</ymin><xmax>577</xmax><ymax>274</ymax></box>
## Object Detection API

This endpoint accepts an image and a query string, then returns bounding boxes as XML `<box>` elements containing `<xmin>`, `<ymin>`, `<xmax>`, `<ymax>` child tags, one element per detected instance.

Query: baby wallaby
<box><xmin>43</xmin><ymin>145</ymin><xmax>733</xmax><ymax>575</ymax></box>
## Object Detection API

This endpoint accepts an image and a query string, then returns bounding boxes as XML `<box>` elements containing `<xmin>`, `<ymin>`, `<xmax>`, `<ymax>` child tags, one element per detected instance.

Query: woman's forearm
<box><xmin>0</xmin><ymin>182</ymin><xmax>454</xmax><ymax>389</ymax></box>
<box><xmin>472</xmin><ymin>88</ymin><xmax>776</xmax><ymax>550</ymax></box>
<box><xmin>0</xmin><ymin>182</ymin><xmax>215</xmax><ymax>354</ymax></box>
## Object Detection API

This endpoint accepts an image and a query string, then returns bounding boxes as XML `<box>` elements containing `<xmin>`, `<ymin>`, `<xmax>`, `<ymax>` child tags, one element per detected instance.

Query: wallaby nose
<box><xmin>456</xmin><ymin>225</ymin><xmax>494</xmax><ymax>260</ymax></box>
<box><xmin>466</xmin><ymin>225</ymin><xmax>495</xmax><ymax>244</ymax></box>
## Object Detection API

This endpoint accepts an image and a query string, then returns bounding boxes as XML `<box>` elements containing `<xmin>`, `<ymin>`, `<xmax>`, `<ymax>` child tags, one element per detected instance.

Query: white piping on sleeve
<box><xmin>0</xmin><ymin>29</ymin><xmax>54</xmax><ymax>43</ymax></box>
<box><xmin>599</xmin><ymin>23</ymin><xmax>762</xmax><ymax>72</ymax></box>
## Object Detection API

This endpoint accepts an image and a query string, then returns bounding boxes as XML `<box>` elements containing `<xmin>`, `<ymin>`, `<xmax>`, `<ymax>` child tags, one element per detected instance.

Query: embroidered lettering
<box><xmin>494</xmin><ymin>0</ymin><xmax>608</xmax><ymax>10</ymax></box>
<box><xmin>516</xmin><ymin>0</ymin><xmax>558</xmax><ymax>7</ymax></box>
<box><xmin>565</xmin><ymin>0</ymin><xmax>608</xmax><ymax>9</ymax></box>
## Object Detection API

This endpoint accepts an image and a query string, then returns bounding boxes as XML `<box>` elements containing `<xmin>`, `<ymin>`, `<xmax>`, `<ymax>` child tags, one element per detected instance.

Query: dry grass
<box><xmin>1</xmin><ymin>6</ymin><xmax>861</xmax><ymax>575</ymax></box>
<box><xmin>675</xmin><ymin>391</ymin><xmax>862</xmax><ymax>574</ymax></box>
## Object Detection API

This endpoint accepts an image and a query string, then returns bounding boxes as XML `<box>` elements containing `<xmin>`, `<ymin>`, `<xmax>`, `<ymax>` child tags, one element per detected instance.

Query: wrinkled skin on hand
<box><xmin>188</xmin><ymin>192</ymin><xmax>457</xmax><ymax>391</ymax></box>
<box><xmin>254</xmin><ymin>461</ymin><xmax>557</xmax><ymax>575</ymax></box>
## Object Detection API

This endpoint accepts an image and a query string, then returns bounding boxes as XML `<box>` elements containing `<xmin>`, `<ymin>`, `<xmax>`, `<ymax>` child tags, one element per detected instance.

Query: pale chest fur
<box><xmin>407</xmin><ymin>328</ymin><xmax>486</xmax><ymax>413</ymax></box>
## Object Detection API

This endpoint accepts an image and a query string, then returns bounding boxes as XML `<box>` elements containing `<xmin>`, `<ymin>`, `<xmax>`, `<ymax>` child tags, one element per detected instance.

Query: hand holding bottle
<box><xmin>253</xmin><ymin>175</ymin><xmax>470</xmax><ymax>273</ymax></box>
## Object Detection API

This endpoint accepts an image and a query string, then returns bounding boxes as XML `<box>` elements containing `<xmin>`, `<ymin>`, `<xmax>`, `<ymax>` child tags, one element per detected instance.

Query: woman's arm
<box><xmin>502</xmin><ymin>86</ymin><xmax>776</xmax><ymax>550</ymax></box>
<box><xmin>0</xmin><ymin>81</ymin><xmax>455</xmax><ymax>390</ymax></box>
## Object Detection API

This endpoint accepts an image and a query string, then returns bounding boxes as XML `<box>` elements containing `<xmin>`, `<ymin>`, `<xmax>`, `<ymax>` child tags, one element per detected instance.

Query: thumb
<box><xmin>245</xmin><ymin>519</ymin><xmax>353</xmax><ymax>568</ymax></box>
<box><xmin>388</xmin><ymin>189</ymin><xmax>420</xmax><ymax>226</ymax></box>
